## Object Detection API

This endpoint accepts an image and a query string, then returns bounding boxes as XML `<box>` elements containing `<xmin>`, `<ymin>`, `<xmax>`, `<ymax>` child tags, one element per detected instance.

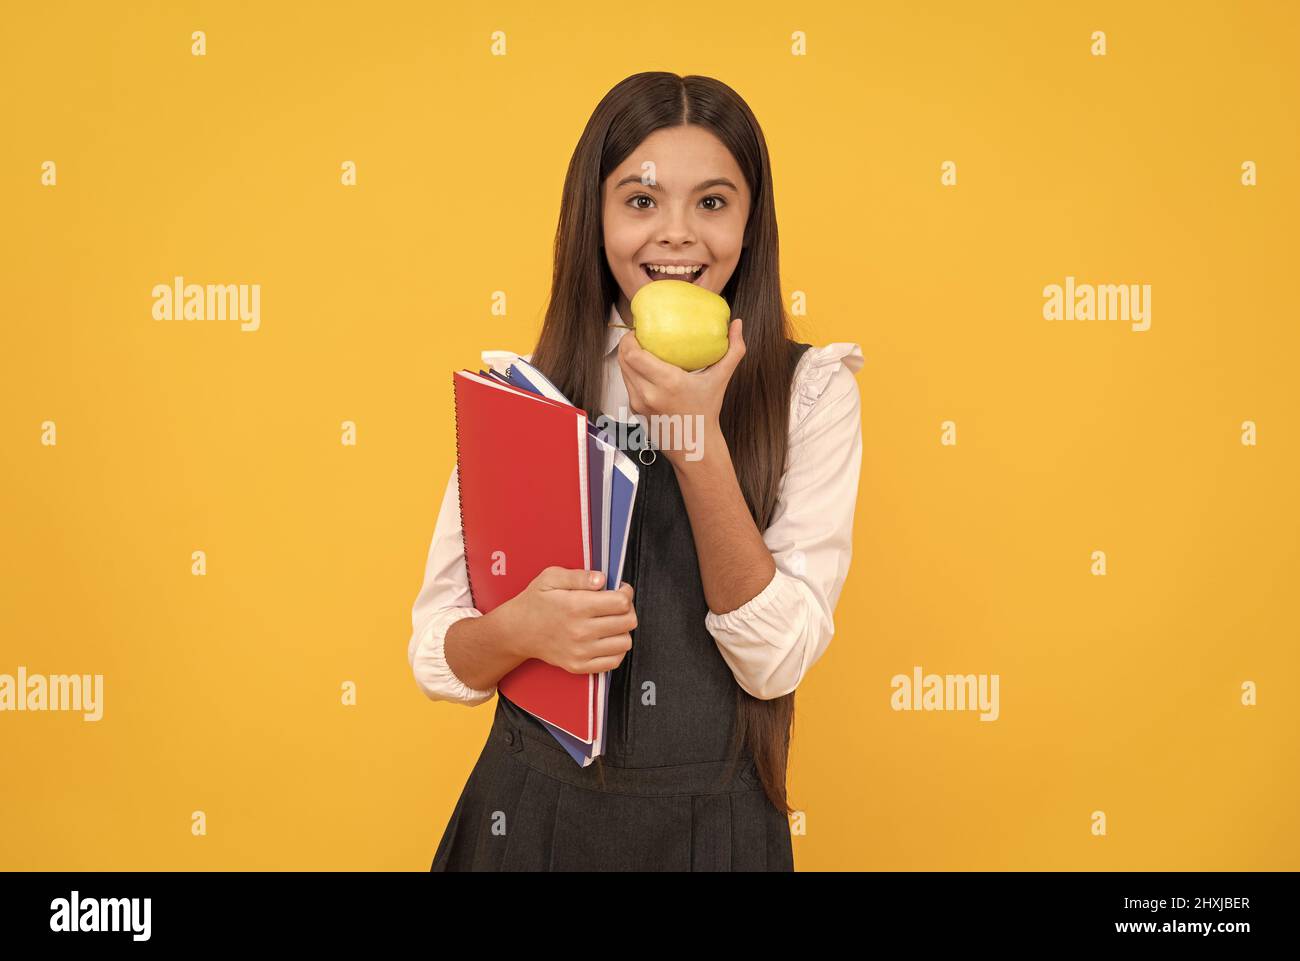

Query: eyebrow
<box><xmin>614</xmin><ymin>175</ymin><xmax>739</xmax><ymax>193</ymax></box>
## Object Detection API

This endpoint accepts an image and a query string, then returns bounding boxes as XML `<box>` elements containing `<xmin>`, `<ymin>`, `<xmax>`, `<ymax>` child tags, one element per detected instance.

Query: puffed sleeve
<box><xmin>703</xmin><ymin>343</ymin><xmax>865</xmax><ymax>699</ymax></box>
<box><xmin>407</xmin><ymin>463</ymin><xmax>497</xmax><ymax>706</ymax></box>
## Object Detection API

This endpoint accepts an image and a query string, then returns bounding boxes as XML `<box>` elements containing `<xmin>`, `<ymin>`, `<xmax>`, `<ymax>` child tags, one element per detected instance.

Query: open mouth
<box><xmin>642</xmin><ymin>264</ymin><xmax>707</xmax><ymax>284</ymax></box>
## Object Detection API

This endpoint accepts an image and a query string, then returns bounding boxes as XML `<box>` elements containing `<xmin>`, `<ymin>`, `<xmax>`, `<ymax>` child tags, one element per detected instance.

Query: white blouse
<box><xmin>409</xmin><ymin>304</ymin><xmax>864</xmax><ymax>705</ymax></box>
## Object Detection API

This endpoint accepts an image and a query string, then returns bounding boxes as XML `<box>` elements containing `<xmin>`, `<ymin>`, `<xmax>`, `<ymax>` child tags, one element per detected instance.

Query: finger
<box><xmin>618</xmin><ymin>328</ymin><xmax>643</xmax><ymax>364</ymax></box>
<box><xmin>579</xmin><ymin>652</ymin><xmax>631</xmax><ymax>674</ymax></box>
<box><xmin>586</xmin><ymin>610</ymin><xmax>638</xmax><ymax>637</ymax></box>
<box><xmin>618</xmin><ymin>349</ymin><xmax>641</xmax><ymax>389</ymax></box>
<box><xmin>579</xmin><ymin>632</ymin><xmax>633</xmax><ymax>661</ymax></box>
<box><xmin>620</xmin><ymin>357</ymin><xmax>647</xmax><ymax>413</ymax></box>
<box><xmin>620</xmin><ymin>334</ymin><xmax>652</xmax><ymax>375</ymax></box>
<box><xmin>542</xmin><ymin>567</ymin><xmax>605</xmax><ymax>590</ymax></box>
<box><xmin>622</xmin><ymin>330</ymin><xmax>674</xmax><ymax>380</ymax></box>
<box><xmin>711</xmin><ymin>318</ymin><xmax>746</xmax><ymax>374</ymax></box>
<box><xmin>575</xmin><ymin>587</ymin><xmax>636</xmax><ymax>617</ymax></box>
<box><xmin>588</xmin><ymin>632</ymin><xmax>633</xmax><ymax>657</ymax></box>
<box><xmin>626</xmin><ymin>339</ymin><xmax>681</xmax><ymax>382</ymax></box>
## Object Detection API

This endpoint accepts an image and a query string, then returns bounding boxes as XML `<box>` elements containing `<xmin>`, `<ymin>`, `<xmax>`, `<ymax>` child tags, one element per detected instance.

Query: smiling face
<box><xmin>601</xmin><ymin>124</ymin><xmax>751</xmax><ymax>327</ymax></box>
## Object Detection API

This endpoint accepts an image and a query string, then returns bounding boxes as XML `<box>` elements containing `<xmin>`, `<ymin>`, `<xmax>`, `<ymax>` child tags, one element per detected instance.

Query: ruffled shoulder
<box><xmin>789</xmin><ymin>342</ymin><xmax>864</xmax><ymax>432</ymax></box>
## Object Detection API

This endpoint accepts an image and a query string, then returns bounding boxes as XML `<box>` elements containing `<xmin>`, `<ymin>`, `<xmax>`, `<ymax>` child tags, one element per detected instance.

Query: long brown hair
<box><xmin>527</xmin><ymin>72</ymin><xmax>799</xmax><ymax>815</ymax></box>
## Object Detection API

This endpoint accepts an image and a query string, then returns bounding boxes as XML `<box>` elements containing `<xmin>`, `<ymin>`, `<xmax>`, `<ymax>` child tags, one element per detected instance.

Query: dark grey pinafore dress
<box><xmin>430</xmin><ymin>340</ymin><xmax>813</xmax><ymax>871</ymax></box>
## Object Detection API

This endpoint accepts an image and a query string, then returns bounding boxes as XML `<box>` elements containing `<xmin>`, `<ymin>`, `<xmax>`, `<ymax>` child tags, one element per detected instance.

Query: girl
<box><xmin>409</xmin><ymin>72</ymin><xmax>863</xmax><ymax>871</ymax></box>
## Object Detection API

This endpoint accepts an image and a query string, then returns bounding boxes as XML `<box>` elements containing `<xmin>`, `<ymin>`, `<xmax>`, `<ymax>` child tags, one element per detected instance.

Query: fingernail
<box><xmin>590</xmin><ymin>572</ymin><xmax>603</xmax><ymax>586</ymax></box>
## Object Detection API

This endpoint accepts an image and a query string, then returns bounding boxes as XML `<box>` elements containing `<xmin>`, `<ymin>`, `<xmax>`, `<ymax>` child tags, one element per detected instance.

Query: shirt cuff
<box><xmin>704</xmin><ymin>568</ymin><xmax>785</xmax><ymax>635</ymax></box>
<box><xmin>410</xmin><ymin>607</ymin><xmax>497</xmax><ymax>706</ymax></box>
<box><xmin>703</xmin><ymin>570</ymin><xmax>813</xmax><ymax>700</ymax></box>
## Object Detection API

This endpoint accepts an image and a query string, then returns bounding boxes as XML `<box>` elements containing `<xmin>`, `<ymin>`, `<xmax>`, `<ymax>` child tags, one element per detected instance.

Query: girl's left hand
<box><xmin>616</xmin><ymin>317</ymin><xmax>746</xmax><ymax>461</ymax></box>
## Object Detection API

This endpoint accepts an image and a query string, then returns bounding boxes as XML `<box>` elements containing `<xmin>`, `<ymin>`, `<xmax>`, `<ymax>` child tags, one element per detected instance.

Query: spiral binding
<box><xmin>451</xmin><ymin>371</ymin><xmax>477</xmax><ymax>610</ymax></box>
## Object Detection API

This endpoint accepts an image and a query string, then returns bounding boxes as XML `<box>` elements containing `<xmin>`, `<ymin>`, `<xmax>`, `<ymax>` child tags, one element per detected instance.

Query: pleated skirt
<box><xmin>430</xmin><ymin>705</ymin><xmax>795</xmax><ymax>872</ymax></box>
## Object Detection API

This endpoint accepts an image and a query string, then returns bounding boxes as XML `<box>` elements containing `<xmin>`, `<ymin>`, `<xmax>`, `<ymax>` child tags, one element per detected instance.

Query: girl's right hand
<box><xmin>498</xmin><ymin>566</ymin><xmax>636</xmax><ymax>675</ymax></box>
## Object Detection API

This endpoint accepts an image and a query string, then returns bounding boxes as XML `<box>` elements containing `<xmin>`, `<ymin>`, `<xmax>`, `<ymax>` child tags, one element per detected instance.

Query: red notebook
<box><xmin>452</xmin><ymin>369</ymin><xmax>595</xmax><ymax>741</ymax></box>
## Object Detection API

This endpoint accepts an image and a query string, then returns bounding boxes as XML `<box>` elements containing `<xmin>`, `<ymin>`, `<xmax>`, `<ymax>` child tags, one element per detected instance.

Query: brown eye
<box><xmin>629</xmin><ymin>194</ymin><xmax>654</xmax><ymax>209</ymax></box>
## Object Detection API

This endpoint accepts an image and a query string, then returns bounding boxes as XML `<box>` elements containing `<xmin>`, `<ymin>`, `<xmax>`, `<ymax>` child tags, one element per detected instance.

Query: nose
<box><xmin>656</xmin><ymin>201</ymin><xmax>696</xmax><ymax>247</ymax></box>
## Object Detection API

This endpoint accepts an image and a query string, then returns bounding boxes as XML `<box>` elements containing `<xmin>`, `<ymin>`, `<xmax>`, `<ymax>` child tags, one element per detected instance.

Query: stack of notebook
<box><xmin>452</xmin><ymin>357</ymin><xmax>640</xmax><ymax>766</ymax></box>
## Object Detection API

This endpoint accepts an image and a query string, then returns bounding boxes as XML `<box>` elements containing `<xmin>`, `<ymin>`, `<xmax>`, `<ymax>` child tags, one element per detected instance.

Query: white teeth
<box><xmin>646</xmin><ymin>264</ymin><xmax>703</xmax><ymax>275</ymax></box>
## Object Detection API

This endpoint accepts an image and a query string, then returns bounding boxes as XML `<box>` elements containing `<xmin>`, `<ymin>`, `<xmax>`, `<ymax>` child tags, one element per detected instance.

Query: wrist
<box><xmin>488</xmin><ymin>598</ymin><xmax>530</xmax><ymax>663</ymax></box>
<box><xmin>670</xmin><ymin>418</ymin><xmax>729</xmax><ymax>475</ymax></box>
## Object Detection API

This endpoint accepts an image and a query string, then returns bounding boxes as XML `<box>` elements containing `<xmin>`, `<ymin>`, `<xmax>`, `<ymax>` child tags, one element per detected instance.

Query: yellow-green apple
<box><xmin>619</xmin><ymin>279</ymin><xmax>731</xmax><ymax>371</ymax></box>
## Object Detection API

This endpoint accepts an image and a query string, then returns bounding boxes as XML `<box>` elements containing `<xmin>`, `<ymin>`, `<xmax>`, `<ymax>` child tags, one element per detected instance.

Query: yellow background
<box><xmin>2</xmin><ymin>1</ymin><xmax>1296</xmax><ymax>870</ymax></box>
